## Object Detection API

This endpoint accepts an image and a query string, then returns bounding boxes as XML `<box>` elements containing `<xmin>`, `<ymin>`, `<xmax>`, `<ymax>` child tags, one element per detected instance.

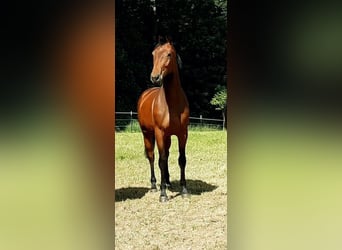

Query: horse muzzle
<box><xmin>150</xmin><ymin>74</ymin><xmax>162</xmax><ymax>85</ymax></box>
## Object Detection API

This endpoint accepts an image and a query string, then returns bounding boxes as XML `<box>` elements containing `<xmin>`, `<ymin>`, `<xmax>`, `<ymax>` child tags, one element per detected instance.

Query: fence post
<box><xmin>130</xmin><ymin>111</ymin><xmax>133</xmax><ymax>132</ymax></box>
<box><xmin>200</xmin><ymin>115</ymin><xmax>203</xmax><ymax>129</ymax></box>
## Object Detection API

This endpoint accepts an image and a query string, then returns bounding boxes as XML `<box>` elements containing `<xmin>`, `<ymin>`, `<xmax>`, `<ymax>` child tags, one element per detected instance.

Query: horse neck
<box><xmin>161</xmin><ymin>70</ymin><xmax>183</xmax><ymax>102</ymax></box>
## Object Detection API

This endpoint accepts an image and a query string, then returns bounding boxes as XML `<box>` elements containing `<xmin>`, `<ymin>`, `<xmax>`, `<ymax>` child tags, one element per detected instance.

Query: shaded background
<box><xmin>116</xmin><ymin>0</ymin><xmax>227</xmax><ymax>118</ymax></box>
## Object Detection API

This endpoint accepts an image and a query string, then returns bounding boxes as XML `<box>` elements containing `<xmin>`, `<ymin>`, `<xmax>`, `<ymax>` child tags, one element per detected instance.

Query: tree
<box><xmin>210</xmin><ymin>86</ymin><xmax>227</xmax><ymax>127</ymax></box>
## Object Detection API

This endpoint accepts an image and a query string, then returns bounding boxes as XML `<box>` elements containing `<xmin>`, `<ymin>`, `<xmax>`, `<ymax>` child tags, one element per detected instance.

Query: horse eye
<box><xmin>167</xmin><ymin>53</ymin><xmax>171</xmax><ymax>57</ymax></box>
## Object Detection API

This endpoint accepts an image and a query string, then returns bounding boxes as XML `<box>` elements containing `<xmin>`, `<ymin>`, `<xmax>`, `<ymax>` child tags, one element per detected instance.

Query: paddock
<box><xmin>115</xmin><ymin>130</ymin><xmax>227</xmax><ymax>249</ymax></box>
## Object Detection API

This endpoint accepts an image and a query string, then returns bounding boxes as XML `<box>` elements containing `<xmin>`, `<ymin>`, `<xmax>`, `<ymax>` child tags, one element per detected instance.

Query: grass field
<box><xmin>115</xmin><ymin>131</ymin><xmax>227</xmax><ymax>249</ymax></box>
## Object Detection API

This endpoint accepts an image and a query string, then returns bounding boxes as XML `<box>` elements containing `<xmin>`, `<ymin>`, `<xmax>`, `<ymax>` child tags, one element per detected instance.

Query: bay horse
<box><xmin>137</xmin><ymin>39</ymin><xmax>190</xmax><ymax>202</ymax></box>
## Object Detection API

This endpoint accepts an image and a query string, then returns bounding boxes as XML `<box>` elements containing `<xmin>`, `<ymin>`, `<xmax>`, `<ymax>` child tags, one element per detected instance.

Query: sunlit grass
<box><xmin>115</xmin><ymin>131</ymin><xmax>227</xmax><ymax>249</ymax></box>
<box><xmin>115</xmin><ymin>131</ymin><xmax>227</xmax><ymax>188</ymax></box>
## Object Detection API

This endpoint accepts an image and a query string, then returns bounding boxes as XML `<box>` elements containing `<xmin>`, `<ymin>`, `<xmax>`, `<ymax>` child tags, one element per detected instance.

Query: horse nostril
<box><xmin>151</xmin><ymin>75</ymin><xmax>159</xmax><ymax>83</ymax></box>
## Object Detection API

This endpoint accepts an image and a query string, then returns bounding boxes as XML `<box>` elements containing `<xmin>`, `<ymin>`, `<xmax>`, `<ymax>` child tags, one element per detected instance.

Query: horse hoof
<box><xmin>181</xmin><ymin>188</ymin><xmax>190</xmax><ymax>198</ymax></box>
<box><xmin>181</xmin><ymin>192</ymin><xmax>191</xmax><ymax>198</ymax></box>
<box><xmin>151</xmin><ymin>183</ymin><xmax>157</xmax><ymax>191</ymax></box>
<box><xmin>159</xmin><ymin>196</ymin><xmax>168</xmax><ymax>202</ymax></box>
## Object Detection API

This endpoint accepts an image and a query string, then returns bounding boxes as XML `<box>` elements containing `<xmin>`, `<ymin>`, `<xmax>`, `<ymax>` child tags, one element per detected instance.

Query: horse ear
<box><xmin>166</xmin><ymin>35</ymin><xmax>173</xmax><ymax>44</ymax></box>
<box><xmin>158</xmin><ymin>35</ymin><xmax>166</xmax><ymax>44</ymax></box>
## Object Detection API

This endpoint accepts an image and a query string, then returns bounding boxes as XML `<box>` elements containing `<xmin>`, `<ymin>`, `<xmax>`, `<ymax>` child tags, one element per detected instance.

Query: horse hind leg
<box><xmin>143</xmin><ymin>133</ymin><xmax>157</xmax><ymax>191</ymax></box>
<box><xmin>178</xmin><ymin>133</ymin><xmax>190</xmax><ymax>198</ymax></box>
<box><xmin>178</xmin><ymin>149</ymin><xmax>189</xmax><ymax>197</ymax></box>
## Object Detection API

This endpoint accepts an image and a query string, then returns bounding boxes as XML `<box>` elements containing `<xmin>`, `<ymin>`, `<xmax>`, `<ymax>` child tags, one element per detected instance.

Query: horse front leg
<box><xmin>149</xmin><ymin>156</ymin><xmax>157</xmax><ymax>191</ymax></box>
<box><xmin>155</xmin><ymin>130</ymin><xmax>169</xmax><ymax>202</ymax></box>
<box><xmin>158</xmin><ymin>151</ymin><xmax>168</xmax><ymax>202</ymax></box>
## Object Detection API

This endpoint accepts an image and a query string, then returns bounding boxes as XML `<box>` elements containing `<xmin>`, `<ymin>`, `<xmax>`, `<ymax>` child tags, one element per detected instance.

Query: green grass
<box><xmin>115</xmin><ymin>131</ymin><xmax>227</xmax><ymax>249</ymax></box>
<box><xmin>116</xmin><ymin>120</ymin><xmax>225</xmax><ymax>132</ymax></box>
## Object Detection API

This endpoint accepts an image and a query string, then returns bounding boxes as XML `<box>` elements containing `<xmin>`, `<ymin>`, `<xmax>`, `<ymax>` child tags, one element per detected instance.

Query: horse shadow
<box><xmin>115</xmin><ymin>187</ymin><xmax>150</xmax><ymax>202</ymax></box>
<box><xmin>115</xmin><ymin>180</ymin><xmax>218</xmax><ymax>202</ymax></box>
<box><xmin>169</xmin><ymin>179</ymin><xmax>218</xmax><ymax>195</ymax></box>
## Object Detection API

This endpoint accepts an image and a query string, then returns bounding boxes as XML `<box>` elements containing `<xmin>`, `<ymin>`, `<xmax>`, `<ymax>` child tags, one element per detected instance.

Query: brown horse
<box><xmin>137</xmin><ymin>39</ymin><xmax>190</xmax><ymax>202</ymax></box>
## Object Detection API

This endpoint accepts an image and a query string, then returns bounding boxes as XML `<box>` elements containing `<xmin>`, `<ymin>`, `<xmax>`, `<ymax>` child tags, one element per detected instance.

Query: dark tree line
<box><xmin>116</xmin><ymin>0</ymin><xmax>227</xmax><ymax>118</ymax></box>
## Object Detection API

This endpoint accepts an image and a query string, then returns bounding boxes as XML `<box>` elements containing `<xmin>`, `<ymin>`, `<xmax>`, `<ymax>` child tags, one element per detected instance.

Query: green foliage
<box><xmin>189</xmin><ymin>124</ymin><xmax>223</xmax><ymax>131</ymax></box>
<box><xmin>210</xmin><ymin>86</ymin><xmax>227</xmax><ymax>111</ymax></box>
<box><xmin>123</xmin><ymin>120</ymin><xmax>141</xmax><ymax>133</ymax></box>
<box><xmin>116</xmin><ymin>121</ymin><xmax>224</xmax><ymax>132</ymax></box>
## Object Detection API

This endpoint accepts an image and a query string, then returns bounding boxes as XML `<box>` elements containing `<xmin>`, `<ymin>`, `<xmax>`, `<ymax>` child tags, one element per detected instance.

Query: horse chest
<box><xmin>154</xmin><ymin>109</ymin><xmax>181</xmax><ymax>130</ymax></box>
<box><xmin>155</xmin><ymin>93</ymin><xmax>188</xmax><ymax>129</ymax></box>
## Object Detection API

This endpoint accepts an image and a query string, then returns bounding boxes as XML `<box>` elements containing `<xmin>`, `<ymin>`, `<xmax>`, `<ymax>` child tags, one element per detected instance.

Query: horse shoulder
<box><xmin>138</xmin><ymin>88</ymin><xmax>160</xmax><ymax>130</ymax></box>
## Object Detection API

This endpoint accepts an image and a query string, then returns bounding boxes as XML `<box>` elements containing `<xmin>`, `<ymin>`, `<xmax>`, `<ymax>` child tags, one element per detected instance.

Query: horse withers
<box><xmin>137</xmin><ymin>38</ymin><xmax>190</xmax><ymax>202</ymax></box>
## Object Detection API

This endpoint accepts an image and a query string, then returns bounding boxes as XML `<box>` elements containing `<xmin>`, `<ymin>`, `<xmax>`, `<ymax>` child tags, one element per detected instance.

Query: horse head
<box><xmin>150</xmin><ymin>39</ymin><xmax>178</xmax><ymax>85</ymax></box>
